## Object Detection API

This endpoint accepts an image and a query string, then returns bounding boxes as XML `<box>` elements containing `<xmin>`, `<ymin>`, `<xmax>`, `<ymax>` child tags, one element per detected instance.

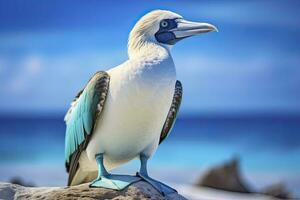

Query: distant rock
<box><xmin>262</xmin><ymin>183</ymin><xmax>293</xmax><ymax>199</ymax></box>
<box><xmin>9</xmin><ymin>177</ymin><xmax>35</xmax><ymax>187</ymax></box>
<box><xmin>0</xmin><ymin>181</ymin><xmax>187</xmax><ymax>200</ymax></box>
<box><xmin>197</xmin><ymin>158</ymin><xmax>251</xmax><ymax>193</ymax></box>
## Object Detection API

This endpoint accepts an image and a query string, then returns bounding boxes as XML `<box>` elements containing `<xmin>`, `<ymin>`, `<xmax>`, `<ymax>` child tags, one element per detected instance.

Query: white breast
<box><xmin>84</xmin><ymin>51</ymin><xmax>176</xmax><ymax>171</ymax></box>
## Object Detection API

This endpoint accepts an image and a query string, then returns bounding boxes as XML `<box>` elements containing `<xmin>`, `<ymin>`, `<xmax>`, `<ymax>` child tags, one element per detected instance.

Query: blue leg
<box><xmin>136</xmin><ymin>154</ymin><xmax>177</xmax><ymax>196</ymax></box>
<box><xmin>90</xmin><ymin>153</ymin><xmax>141</xmax><ymax>190</ymax></box>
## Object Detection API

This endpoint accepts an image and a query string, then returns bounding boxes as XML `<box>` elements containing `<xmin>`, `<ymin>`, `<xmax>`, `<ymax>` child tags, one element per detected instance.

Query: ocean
<box><xmin>0</xmin><ymin>114</ymin><xmax>299</xmax><ymax>196</ymax></box>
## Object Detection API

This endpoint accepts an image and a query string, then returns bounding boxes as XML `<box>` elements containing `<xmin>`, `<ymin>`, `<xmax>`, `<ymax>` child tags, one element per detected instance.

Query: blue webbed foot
<box><xmin>138</xmin><ymin>154</ymin><xmax>177</xmax><ymax>196</ymax></box>
<box><xmin>90</xmin><ymin>153</ymin><xmax>141</xmax><ymax>190</ymax></box>
<box><xmin>90</xmin><ymin>174</ymin><xmax>141</xmax><ymax>190</ymax></box>
<box><xmin>136</xmin><ymin>172</ymin><xmax>177</xmax><ymax>196</ymax></box>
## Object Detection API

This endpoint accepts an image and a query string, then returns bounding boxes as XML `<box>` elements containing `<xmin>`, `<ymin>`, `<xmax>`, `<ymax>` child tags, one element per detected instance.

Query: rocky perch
<box><xmin>0</xmin><ymin>181</ymin><xmax>187</xmax><ymax>200</ymax></box>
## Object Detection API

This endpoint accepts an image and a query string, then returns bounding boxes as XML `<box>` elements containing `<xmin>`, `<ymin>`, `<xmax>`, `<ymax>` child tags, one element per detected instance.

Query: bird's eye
<box><xmin>161</xmin><ymin>20</ymin><xmax>169</xmax><ymax>28</ymax></box>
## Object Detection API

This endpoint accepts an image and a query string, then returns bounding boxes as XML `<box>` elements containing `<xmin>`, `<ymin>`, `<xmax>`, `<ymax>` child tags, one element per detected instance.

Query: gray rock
<box><xmin>0</xmin><ymin>181</ymin><xmax>187</xmax><ymax>200</ymax></box>
<box><xmin>9</xmin><ymin>177</ymin><xmax>35</xmax><ymax>187</ymax></box>
<box><xmin>197</xmin><ymin>158</ymin><xmax>251</xmax><ymax>193</ymax></box>
<box><xmin>262</xmin><ymin>183</ymin><xmax>293</xmax><ymax>199</ymax></box>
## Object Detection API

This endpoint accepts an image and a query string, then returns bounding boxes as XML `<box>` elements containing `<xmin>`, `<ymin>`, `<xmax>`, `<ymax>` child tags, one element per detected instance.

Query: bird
<box><xmin>64</xmin><ymin>9</ymin><xmax>217</xmax><ymax>195</ymax></box>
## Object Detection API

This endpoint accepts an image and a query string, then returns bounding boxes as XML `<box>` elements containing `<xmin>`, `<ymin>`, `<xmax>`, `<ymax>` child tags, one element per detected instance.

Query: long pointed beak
<box><xmin>173</xmin><ymin>19</ymin><xmax>218</xmax><ymax>39</ymax></box>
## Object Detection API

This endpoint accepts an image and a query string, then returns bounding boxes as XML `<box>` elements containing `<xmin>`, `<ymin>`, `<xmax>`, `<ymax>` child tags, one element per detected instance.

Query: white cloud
<box><xmin>173</xmin><ymin>50</ymin><xmax>300</xmax><ymax>113</ymax></box>
<box><xmin>181</xmin><ymin>1</ymin><xmax>300</xmax><ymax>30</ymax></box>
<box><xmin>9</xmin><ymin>55</ymin><xmax>42</xmax><ymax>93</ymax></box>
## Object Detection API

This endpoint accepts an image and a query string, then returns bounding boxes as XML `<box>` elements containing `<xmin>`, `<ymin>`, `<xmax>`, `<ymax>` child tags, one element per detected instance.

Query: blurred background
<box><xmin>0</xmin><ymin>0</ymin><xmax>299</xmax><ymax>199</ymax></box>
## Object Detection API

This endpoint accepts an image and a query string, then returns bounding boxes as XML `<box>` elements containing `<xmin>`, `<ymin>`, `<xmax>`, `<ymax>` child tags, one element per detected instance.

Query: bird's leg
<box><xmin>136</xmin><ymin>154</ymin><xmax>177</xmax><ymax>196</ymax></box>
<box><xmin>93</xmin><ymin>153</ymin><xmax>109</xmax><ymax>179</ymax></box>
<box><xmin>90</xmin><ymin>153</ymin><xmax>141</xmax><ymax>190</ymax></box>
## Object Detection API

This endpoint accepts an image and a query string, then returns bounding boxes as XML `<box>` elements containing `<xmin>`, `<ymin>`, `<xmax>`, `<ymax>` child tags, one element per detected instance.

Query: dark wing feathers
<box><xmin>65</xmin><ymin>71</ymin><xmax>110</xmax><ymax>185</ymax></box>
<box><xmin>159</xmin><ymin>80</ymin><xmax>183</xmax><ymax>144</ymax></box>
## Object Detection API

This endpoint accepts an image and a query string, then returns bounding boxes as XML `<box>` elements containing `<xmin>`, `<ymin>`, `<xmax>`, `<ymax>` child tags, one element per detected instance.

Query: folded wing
<box><xmin>159</xmin><ymin>80</ymin><xmax>183</xmax><ymax>144</ymax></box>
<box><xmin>64</xmin><ymin>71</ymin><xmax>110</xmax><ymax>185</ymax></box>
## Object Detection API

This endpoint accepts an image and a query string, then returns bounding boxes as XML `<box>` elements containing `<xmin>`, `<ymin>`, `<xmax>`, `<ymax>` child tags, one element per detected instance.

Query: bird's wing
<box><xmin>159</xmin><ymin>80</ymin><xmax>183</xmax><ymax>144</ymax></box>
<box><xmin>64</xmin><ymin>71</ymin><xmax>110</xmax><ymax>185</ymax></box>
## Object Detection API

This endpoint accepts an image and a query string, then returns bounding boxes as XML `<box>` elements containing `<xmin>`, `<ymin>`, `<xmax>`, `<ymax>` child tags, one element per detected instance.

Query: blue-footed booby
<box><xmin>64</xmin><ymin>10</ymin><xmax>217</xmax><ymax>195</ymax></box>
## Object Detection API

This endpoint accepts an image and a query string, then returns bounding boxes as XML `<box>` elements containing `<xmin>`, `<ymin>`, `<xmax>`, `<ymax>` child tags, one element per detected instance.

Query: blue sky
<box><xmin>0</xmin><ymin>0</ymin><xmax>300</xmax><ymax>114</ymax></box>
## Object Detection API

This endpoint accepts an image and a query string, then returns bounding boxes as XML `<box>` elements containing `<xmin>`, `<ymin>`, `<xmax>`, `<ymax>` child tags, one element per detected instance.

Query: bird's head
<box><xmin>128</xmin><ymin>10</ymin><xmax>218</xmax><ymax>58</ymax></box>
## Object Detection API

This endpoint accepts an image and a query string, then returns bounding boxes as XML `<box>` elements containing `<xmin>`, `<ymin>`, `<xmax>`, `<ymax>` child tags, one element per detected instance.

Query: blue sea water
<box><xmin>0</xmin><ymin>114</ymin><xmax>299</xmax><ymax>196</ymax></box>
